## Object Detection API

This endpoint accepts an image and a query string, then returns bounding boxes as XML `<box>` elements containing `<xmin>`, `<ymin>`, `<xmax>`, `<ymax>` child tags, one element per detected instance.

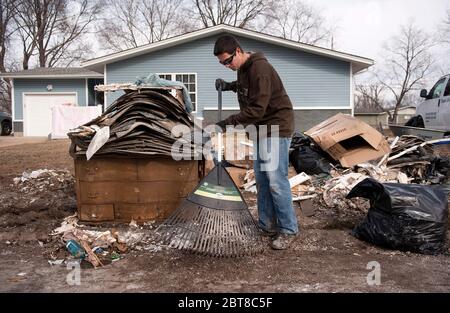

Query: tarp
<box><xmin>135</xmin><ymin>74</ymin><xmax>193</xmax><ymax>113</ymax></box>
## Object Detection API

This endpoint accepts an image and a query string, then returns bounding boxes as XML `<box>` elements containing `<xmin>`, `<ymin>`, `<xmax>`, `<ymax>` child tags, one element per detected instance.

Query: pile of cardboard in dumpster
<box><xmin>68</xmin><ymin>87</ymin><xmax>200</xmax><ymax>159</ymax></box>
<box><xmin>66</xmin><ymin>84</ymin><xmax>203</xmax><ymax>225</ymax></box>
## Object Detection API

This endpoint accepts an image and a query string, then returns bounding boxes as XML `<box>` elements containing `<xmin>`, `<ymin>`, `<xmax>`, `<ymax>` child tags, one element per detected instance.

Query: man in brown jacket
<box><xmin>213</xmin><ymin>34</ymin><xmax>299</xmax><ymax>250</ymax></box>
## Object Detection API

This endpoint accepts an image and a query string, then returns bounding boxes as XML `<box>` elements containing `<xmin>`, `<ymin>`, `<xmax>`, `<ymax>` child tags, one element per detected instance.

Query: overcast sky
<box><xmin>304</xmin><ymin>0</ymin><xmax>449</xmax><ymax>63</ymax></box>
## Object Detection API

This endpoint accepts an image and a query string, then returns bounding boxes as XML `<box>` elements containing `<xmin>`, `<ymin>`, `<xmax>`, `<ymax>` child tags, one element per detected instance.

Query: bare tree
<box><xmin>376</xmin><ymin>22</ymin><xmax>434</xmax><ymax>123</ymax></box>
<box><xmin>442</xmin><ymin>8</ymin><xmax>450</xmax><ymax>44</ymax></box>
<box><xmin>265</xmin><ymin>0</ymin><xmax>332</xmax><ymax>46</ymax></box>
<box><xmin>0</xmin><ymin>0</ymin><xmax>17</xmax><ymax>113</ymax></box>
<box><xmin>97</xmin><ymin>0</ymin><xmax>183</xmax><ymax>52</ymax></box>
<box><xmin>355</xmin><ymin>83</ymin><xmax>386</xmax><ymax>112</ymax></box>
<box><xmin>0</xmin><ymin>0</ymin><xmax>15</xmax><ymax>72</ymax></box>
<box><xmin>13</xmin><ymin>0</ymin><xmax>101</xmax><ymax>68</ymax></box>
<box><xmin>188</xmin><ymin>0</ymin><xmax>273</xmax><ymax>28</ymax></box>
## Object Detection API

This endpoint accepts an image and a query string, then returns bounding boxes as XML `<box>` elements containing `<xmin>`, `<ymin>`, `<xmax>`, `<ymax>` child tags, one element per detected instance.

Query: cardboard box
<box><xmin>304</xmin><ymin>113</ymin><xmax>391</xmax><ymax>167</ymax></box>
<box><xmin>75</xmin><ymin>158</ymin><xmax>200</xmax><ymax>223</ymax></box>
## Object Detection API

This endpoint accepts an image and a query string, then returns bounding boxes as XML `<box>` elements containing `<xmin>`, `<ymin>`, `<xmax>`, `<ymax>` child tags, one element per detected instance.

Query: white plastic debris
<box><xmin>48</xmin><ymin>260</ymin><xmax>65</xmax><ymax>266</ymax></box>
<box><xmin>50</xmin><ymin>214</ymin><xmax>83</xmax><ymax>236</ymax></box>
<box><xmin>289</xmin><ymin>172</ymin><xmax>311</xmax><ymax>188</ymax></box>
<box><xmin>292</xmin><ymin>194</ymin><xmax>317</xmax><ymax>201</ymax></box>
<box><xmin>86</xmin><ymin>125</ymin><xmax>110</xmax><ymax>160</ymax></box>
<box><xmin>117</xmin><ymin>230</ymin><xmax>146</xmax><ymax>248</ymax></box>
<box><xmin>129</xmin><ymin>219</ymin><xmax>138</xmax><ymax>228</ymax></box>
<box><xmin>322</xmin><ymin>173</ymin><xmax>369</xmax><ymax>208</ymax></box>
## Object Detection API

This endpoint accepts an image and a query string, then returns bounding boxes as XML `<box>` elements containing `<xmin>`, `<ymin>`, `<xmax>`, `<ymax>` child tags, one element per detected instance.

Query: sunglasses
<box><xmin>220</xmin><ymin>50</ymin><xmax>236</xmax><ymax>66</ymax></box>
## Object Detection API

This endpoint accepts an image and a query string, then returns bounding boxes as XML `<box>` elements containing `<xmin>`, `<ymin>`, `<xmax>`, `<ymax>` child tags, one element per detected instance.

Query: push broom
<box><xmin>155</xmin><ymin>88</ymin><xmax>264</xmax><ymax>257</ymax></box>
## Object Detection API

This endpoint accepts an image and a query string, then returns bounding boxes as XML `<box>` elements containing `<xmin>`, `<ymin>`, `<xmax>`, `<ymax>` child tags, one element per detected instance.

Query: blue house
<box><xmin>3</xmin><ymin>24</ymin><xmax>373</xmax><ymax>136</ymax></box>
<box><xmin>1</xmin><ymin>68</ymin><xmax>104</xmax><ymax>136</ymax></box>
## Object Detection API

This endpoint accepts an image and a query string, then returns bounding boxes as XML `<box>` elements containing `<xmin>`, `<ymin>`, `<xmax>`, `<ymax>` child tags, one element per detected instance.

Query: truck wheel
<box><xmin>1</xmin><ymin>121</ymin><xmax>12</xmax><ymax>135</ymax></box>
<box><xmin>405</xmin><ymin>116</ymin><xmax>424</xmax><ymax>128</ymax></box>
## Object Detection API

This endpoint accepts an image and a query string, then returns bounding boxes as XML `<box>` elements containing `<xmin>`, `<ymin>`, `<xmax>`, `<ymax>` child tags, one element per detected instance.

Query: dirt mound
<box><xmin>0</xmin><ymin>169</ymin><xmax>77</xmax><ymax>232</ymax></box>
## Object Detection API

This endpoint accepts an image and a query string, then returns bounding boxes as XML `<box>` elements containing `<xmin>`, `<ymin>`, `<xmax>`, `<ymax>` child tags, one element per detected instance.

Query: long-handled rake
<box><xmin>155</xmin><ymin>88</ymin><xmax>264</xmax><ymax>257</ymax></box>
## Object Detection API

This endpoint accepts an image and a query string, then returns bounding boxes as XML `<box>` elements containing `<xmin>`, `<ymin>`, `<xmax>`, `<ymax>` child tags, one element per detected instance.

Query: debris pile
<box><xmin>49</xmin><ymin>215</ymin><xmax>161</xmax><ymax>267</ymax></box>
<box><xmin>12</xmin><ymin>169</ymin><xmax>74</xmax><ymax>193</ymax></box>
<box><xmin>0</xmin><ymin>169</ymin><xmax>76</xmax><ymax>228</ymax></box>
<box><xmin>68</xmin><ymin>88</ymin><xmax>200</xmax><ymax>160</ymax></box>
<box><xmin>320</xmin><ymin>172</ymin><xmax>370</xmax><ymax>210</ymax></box>
<box><xmin>235</xmin><ymin>131</ymin><xmax>449</xmax><ymax>238</ymax></box>
<box><xmin>384</xmin><ymin>135</ymin><xmax>449</xmax><ymax>184</ymax></box>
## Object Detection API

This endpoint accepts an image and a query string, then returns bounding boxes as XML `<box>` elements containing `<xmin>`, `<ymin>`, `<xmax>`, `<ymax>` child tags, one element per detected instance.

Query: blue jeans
<box><xmin>253</xmin><ymin>137</ymin><xmax>298</xmax><ymax>235</ymax></box>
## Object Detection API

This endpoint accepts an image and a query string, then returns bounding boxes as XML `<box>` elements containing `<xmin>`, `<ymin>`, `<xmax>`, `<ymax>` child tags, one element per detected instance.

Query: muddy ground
<box><xmin>0</xmin><ymin>138</ymin><xmax>449</xmax><ymax>293</ymax></box>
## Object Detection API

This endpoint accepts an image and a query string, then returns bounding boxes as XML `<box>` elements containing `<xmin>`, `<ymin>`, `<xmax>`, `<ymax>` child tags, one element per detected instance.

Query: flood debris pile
<box><xmin>385</xmin><ymin>135</ymin><xmax>449</xmax><ymax>184</ymax></box>
<box><xmin>48</xmin><ymin>214</ymin><xmax>161</xmax><ymax>267</ymax></box>
<box><xmin>12</xmin><ymin>169</ymin><xmax>74</xmax><ymax>193</ymax></box>
<box><xmin>285</xmin><ymin>129</ymin><xmax>449</xmax><ymax>254</ymax></box>
<box><xmin>0</xmin><ymin>169</ymin><xmax>76</xmax><ymax>228</ymax></box>
<box><xmin>232</xmin><ymin>118</ymin><xmax>449</xmax><ymax>254</ymax></box>
<box><xmin>68</xmin><ymin>88</ymin><xmax>200</xmax><ymax>159</ymax></box>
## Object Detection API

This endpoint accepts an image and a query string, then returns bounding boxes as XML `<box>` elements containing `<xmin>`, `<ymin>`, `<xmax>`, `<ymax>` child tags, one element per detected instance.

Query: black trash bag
<box><xmin>289</xmin><ymin>131</ymin><xmax>334</xmax><ymax>175</ymax></box>
<box><xmin>290</xmin><ymin>131</ymin><xmax>312</xmax><ymax>150</ymax></box>
<box><xmin>347</xmin><ymin>178</ymin><xmax>448</xmax><ymax>255</ymax></box>
<box><xmin>289</xmin><ymin>146</ymin><xmax>332</xmax><ymax>175</ymax></box>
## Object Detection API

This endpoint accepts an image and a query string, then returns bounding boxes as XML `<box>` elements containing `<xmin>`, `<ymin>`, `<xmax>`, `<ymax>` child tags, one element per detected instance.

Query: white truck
<box><xmin>389</xmin><ymin>74</ymin><xmax>450</xmax><ymax>140</ymax></box>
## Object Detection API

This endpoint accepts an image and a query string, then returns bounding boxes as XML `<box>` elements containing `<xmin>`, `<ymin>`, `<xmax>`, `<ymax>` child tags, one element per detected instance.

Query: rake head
<box><xmin>155</xmin><ymin>165</ymin><xmax>264</xmax><ymax>257</ymax></box>
<box><xmin>156</xmin><ymin>201</ymin><xmax>264</xmax><ymax>257</ymax></box>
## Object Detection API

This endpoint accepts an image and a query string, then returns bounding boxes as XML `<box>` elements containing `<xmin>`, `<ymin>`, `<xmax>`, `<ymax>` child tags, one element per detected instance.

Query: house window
<box><xmin>158</xmin><ymin>73</ymin><xmax>197</xmax><ymax>111</ymax></box>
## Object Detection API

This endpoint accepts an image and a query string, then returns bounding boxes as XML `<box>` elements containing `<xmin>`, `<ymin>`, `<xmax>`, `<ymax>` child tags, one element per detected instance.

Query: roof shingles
<box><xmin>0</xmin><ymin>67</ymin><xmax>103</xmax><ymax>78</ymax></box>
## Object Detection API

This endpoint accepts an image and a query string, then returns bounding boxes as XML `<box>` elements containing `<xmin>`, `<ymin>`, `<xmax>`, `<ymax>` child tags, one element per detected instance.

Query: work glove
<box><xmin>215</xmin><ymin>78</ymin><xmax>232</xmax><ymax>91</ymax></box>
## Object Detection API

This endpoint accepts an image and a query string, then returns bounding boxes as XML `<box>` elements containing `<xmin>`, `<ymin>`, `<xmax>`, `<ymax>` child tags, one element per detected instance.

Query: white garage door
<box><xmin>24</xmin><ymin>93</ymin><xmax>77</xmax><ymax>136</ymax></box>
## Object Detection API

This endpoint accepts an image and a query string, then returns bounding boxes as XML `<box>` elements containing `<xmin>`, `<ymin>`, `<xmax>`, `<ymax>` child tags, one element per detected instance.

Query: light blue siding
<box><xmin>13</xmin><ymin>79</ymin><xmax>87</xmax><ymax>120</ymax></box>
<box><xmin>106</xmin><ymin>33</ymin><xmax>350</xmax><ymax>116</ymax></box>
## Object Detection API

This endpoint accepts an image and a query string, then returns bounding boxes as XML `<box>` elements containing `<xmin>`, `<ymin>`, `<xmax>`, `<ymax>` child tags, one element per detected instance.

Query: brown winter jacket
<box><xmin>223</xmin><ymin>52</ymin><xmax>294</xmax><ymax>138</ymax></box>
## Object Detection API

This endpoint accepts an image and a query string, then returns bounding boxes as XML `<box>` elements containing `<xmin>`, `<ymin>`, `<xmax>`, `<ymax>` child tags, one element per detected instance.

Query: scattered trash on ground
<box><xmin>48</xmin><ymin>214</ymin><xmax>163</xmax><ymax>267</ymax></box>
